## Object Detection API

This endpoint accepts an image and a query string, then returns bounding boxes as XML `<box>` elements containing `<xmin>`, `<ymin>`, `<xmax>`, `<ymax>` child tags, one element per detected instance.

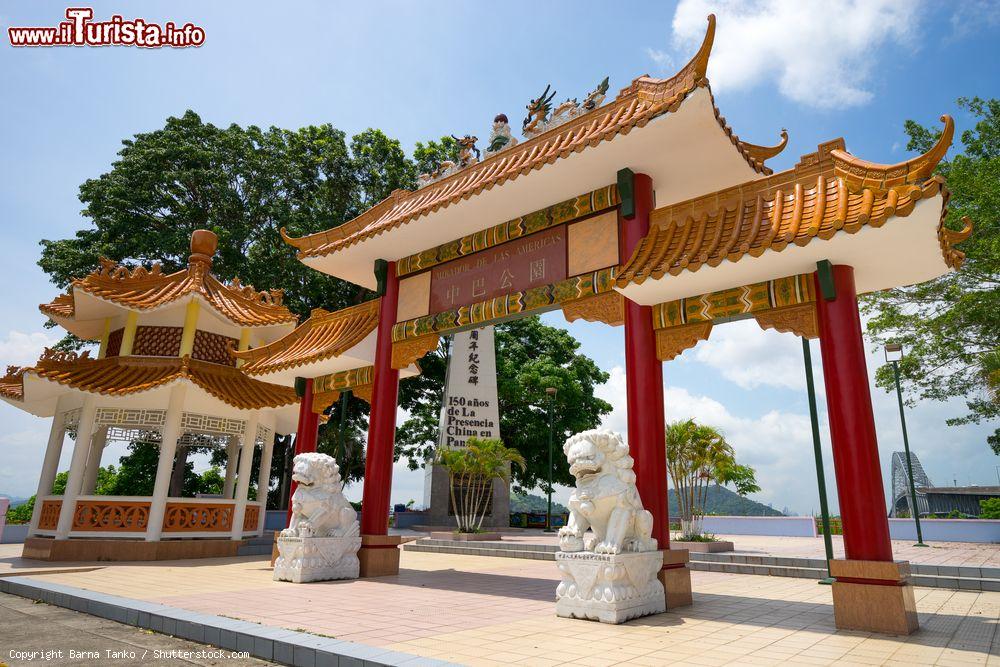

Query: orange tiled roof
<box><xmin>40</xmin><ymin>231</ymin><xmax>297</xmax><ymax>329</ymax></box>
<box><xmin>281</xmin><ymin>15</ymin><xmax>784</xmax><ymax>262</ymax></box>
<box><xmin>616</xmin><ymin>117</ymin><xmax>969</xmax><ymax>287</ymax></box>
<box><xmin>0</xmin><ymin>350</ymin><xmax>297</xmax><ymax>410</ymax></box>
<box><xmin>233</xmin><ymin>299</ymin><xmax>381</xmax><ymax>376</ymax></box>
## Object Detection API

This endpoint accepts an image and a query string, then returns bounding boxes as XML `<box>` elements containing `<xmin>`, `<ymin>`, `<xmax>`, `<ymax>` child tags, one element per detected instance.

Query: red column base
<box><xmin>358</xmin><ymin>535</ymin><xmax>403</xmax><ymax>577</ymax></box>
<box><xmin>660</xmin><ymin>549</ymin><xmax>693</xmax><ymax>609</ymax></box>
<box><xmin>829</xmin><ymin>559</ymin><xmax>919</xmax><ymax>635</ymax></box>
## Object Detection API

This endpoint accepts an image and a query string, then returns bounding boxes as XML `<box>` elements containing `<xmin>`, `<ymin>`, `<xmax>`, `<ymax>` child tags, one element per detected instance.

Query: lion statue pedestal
<box><xmin>274</xmin><ymin>453</ymin><xmax>360</xmax><ymax>584</ymax></box>
<box><xmin>555</xmin><ymin>429</ymin><xmax>665</xmax><ymax>624</ymax></box>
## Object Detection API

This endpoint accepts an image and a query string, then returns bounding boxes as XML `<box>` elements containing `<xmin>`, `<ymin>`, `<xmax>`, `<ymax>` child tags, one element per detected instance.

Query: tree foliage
<box><xmin>396</xmin><ymin>317</ymin><xmax>612</xmax><ymax>491</ymax></box>
<box><xmin>861</xmin><ymin>98</ymin><xmax>1000</xmax><ymax>454</ymax></box>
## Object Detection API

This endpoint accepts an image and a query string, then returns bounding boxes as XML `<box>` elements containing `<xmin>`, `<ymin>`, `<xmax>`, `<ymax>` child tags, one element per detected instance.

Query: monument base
<box><xmin>829</xmin><ymin>559</ymin><xmax>918</xmax><ymax>635</ymax></box>
<box><xmin>423</xmin><ymin>463</ymin><xmax>510</xmax><ymax>529</ymax></box>
<box><xmin>555</xmin><ymin>550</ymin><xmax>665</xmax><ymax>624</ymax></box>
<box><xmin>358</xmin><ymin>534</ymin><xmax>403</xmax><ymax>577</ymax></box>
<box><xmin>273</xmin><ymin>535</ymin><xmax>360</xmax><ymax>583</ymax></box>
<box><xmin>660</xmin><ymin>548</ymin><xmax>693</xmax><ymax>608</ymax></box>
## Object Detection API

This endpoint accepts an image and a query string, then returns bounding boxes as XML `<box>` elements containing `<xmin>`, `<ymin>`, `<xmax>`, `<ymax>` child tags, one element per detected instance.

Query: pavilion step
<box><xmin>403</xmin><ymin>538</ymin><xmax>1000</xmax><ymax>591</ymax></box>
<box><xmin>237</xmin><ymin>531</ymin><xmax>276</xmax><ymax>556</ymax></box>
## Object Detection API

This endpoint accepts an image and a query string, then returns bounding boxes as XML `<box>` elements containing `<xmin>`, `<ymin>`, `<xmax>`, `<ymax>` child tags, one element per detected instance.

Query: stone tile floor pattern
<box><xmin>14</xmin><ymin>547</ymin><xmax>1000</xmax><ymax>666</ymax></box>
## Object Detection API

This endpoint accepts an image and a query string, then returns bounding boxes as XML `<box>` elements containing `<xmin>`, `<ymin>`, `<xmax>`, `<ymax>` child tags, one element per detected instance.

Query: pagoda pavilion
<box><xmin>271</xmin><ymin>15</ymin><xmax>970</xmax><ymax>634</ymax></box>
<box><xmin>1</xmin><ymin>230</ymin><xmax>306</xmax><ymax>560</ymax></box>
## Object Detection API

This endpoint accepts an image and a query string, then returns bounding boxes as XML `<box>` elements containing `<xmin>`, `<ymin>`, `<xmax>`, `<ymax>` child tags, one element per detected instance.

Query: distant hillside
<box><xmin>669</xmin><ymin>485</ymin><xmax>783</xmax><ymax>517</ymax></box>
<box><xmin>1</xmin><ymin>496</ymin><xmax>29</xmax><ymax>508</ymax></box>
<box><xmin>511</xmin><ymin>493</ymin><xmax>568</xmax><ymax>514</ymax></box>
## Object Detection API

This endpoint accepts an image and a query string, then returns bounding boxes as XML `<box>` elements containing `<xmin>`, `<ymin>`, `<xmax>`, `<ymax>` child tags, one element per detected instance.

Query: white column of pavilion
<box><xmin>28</xmin><ymin>396</ymin><xmax>68</xmax><ymax>535</ymax></box>
<box><xmin>145</xmin><ymin>384</ymin><xmax>187</xmax><ymax>541</ymax></box>
<box><xmin>55</xmin><ymin>395</ymin><xmax>97</xmax><ymax>539</ymax></box>
<box><xmin>231</xmin><ymin>410</ymin><xmax>260</xmax><ymax>540</ymax></box>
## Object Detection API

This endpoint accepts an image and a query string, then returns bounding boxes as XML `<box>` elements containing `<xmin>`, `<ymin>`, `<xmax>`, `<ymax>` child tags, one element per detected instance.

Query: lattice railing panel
<box><xmin>72</xmin><ymin>500</ymin><xmax>150</xmax><ymax>532</ymax></box>
<box><xmin>37</xmin><ymin>499</ymin><xmax>62</xmax><ymax>530</ymax></box>
<box><xmin>242</xmin><ymin>505</ymin><xmax>260</xmax><ymax>531</ymax></box>
<box><xmin>163</xmin><ymin>502</ymin><xmax>234</xmax><ymax>532</ymax></box>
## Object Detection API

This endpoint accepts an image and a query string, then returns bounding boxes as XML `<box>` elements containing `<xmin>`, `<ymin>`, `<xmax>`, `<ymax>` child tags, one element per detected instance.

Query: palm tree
<box><xmin>436</xmin><ymin>437</ymin><xmax>526</xmax><ymax>532</ymax></box>
<box><xmin>665</xmin><ymin>419</ymin><xmax>752</xmax><ymax>538</ymax></box>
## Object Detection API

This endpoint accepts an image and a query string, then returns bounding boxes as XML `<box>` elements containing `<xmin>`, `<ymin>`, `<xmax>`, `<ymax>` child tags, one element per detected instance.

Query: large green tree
<box><xmin>861</xmin><ymin>98</ymin><xmax>1000</xmax><ymax>454</ymax></box>
<box><xmin>396</xmin><ymin>317</ymin><xmax>613</xmax><ymax>492</ymax></box>
<box><xmin>37</xmin><ymin>111</ymin><xmax>422</xmax><ymax>486</ymax></box>
<box><xmin>36</xmin><ymin>111</ymin><xmax>611</xmax><ymax>501</ymax></box>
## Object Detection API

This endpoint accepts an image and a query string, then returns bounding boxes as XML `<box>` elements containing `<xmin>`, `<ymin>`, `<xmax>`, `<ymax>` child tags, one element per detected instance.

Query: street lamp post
<box><xmin>801</xmin><ymin>337</ymin><xmax>836</xmax><ymax>584</ymax></box>
<box><xmin>544</xmin><ymin>386</ymin><xmax>558</xmax><ymax>532</ymax></box>
<box><xmin>885</xmin><ymin>342</ymin><xmax>927</xmax><ymax>547</ymax></box>
<box><xmin>336</xmin><ymin>389</ymin><xmax>352</xmax><ymax>469</ymax></box>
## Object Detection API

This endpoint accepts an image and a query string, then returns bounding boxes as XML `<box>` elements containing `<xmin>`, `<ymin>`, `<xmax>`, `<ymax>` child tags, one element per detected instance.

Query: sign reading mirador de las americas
<box><xmin>8</xmin><ymin>8</ymin><xmax>205</xmax><ymax>48</ymax></box>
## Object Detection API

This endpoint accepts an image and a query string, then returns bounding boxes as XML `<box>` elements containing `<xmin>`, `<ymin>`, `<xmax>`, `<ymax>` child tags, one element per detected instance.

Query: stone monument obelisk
<box><xmin>423</xmin><ymin>326</ymin><xmax>509</xmax><ymax>528</ymax></box>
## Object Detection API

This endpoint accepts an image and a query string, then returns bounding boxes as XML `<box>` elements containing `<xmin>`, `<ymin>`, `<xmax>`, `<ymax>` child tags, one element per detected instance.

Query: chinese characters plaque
<box><xmin>429</xmin><ymin>226</ymin><xmax>568</xmax><ymax>313</ymax></box>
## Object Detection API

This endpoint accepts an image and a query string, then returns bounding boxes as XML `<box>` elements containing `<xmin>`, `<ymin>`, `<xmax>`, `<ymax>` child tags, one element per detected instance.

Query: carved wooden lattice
<box><xmin>242</xmin><ymin>505</ymin><xmax>260</xmax><ymax>531</ymax></box>
<box><xmin>72</xmin><ymin>500</ymin><xmax>150</xmax><ymax>532</ymax></box>
<box><xmin>37</xmin><ymin>499</ymin><xmax>62</xmax><ymax>530</ymax></box>
<box><xmin>96</xmin><ymin>408</ymin><xmax>166</xmax><ymax>429</ymax></box>
<box><xmin>193</xmin><ymin>330</ymin><xmax>238</xmax><ymax>366</ymax></box>
<box><xmin>132</xmin><ymin>326</ymin><xmax>183</xmax><ymax>357</ymax></box>
<box><xmin>181</xmin><ymin>413</ymin><xmax>245</xmax><ymax>437</ymax></box>
<box><xmin>106</xmin><ymin>328</ymin><xmax>124</xmax><ymax>357</ymax></box>
<box><xmin>162</xmin><ymin>502</ymin><xmax>234</xmax><ymax>532</ymax></box>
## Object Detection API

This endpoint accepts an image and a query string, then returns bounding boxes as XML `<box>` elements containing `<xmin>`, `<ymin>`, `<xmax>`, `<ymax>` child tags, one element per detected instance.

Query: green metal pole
<box><xmin>892</xmin><ymin>361</ymin><xmax>927</xmax><ymax>546</ymax></box>
<box><xmin>802</xmin><ymin>337</ymin><xmax>836</xmax><ymax>584</ymax></box>
<box><xmin>544</xmin><ymin>395</ymin><xmax>555</xmax><ymax>532</ymax></box>
<box><xmin>336</xmin><ymin>389</ymin><xmax>351</xmax><ymax>469</ymax></box>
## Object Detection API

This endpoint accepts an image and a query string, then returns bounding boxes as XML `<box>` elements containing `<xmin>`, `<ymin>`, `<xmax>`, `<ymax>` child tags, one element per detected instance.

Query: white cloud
<box><xmin>949</xmin><ymin>1</ymin><xmax>1000</xmax><ymax>38</ymax></box>
<box><xmin>594</xmin><ymin>363</ymin><xmax>823</xmax><ymax>513</ymax></box>
<box><xmin>691</xmin><ymin>319</ymin><xmax>810</xmax><ymax>391</ymax></box>
<box><xmin>645</xmin><ymin>47</ymin><xmax>673</xmax><ymax>72</ymax></box>
<box><xmin>664</xmin><ymin>0</ymin><xmax>922</xmax><ymax>109</ymax></box>
<box><xmin>0</xmin><ymin>330</ymin><xmax>60</xmax><ymax>367</ymax></box>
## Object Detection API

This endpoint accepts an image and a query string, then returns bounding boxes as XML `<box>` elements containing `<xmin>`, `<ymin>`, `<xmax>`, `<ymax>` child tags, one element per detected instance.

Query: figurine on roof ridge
<box><xmin>417</xmin><ymin>134</ymin><xmax>480</xmax><ymax>188</ymax></box>
<box><xmin>523</xmin><ymin>77</ymin><xmax>609</xmax><ymax>138</ymax></box>
<box><xmin>486</xmin><ymin>114</ymin><xmax>518</xmax><ymax>155</ymax></box>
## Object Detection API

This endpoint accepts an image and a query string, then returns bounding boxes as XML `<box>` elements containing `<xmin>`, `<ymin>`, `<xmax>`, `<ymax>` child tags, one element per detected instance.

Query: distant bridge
<box><xmin>889</xmin><ymin>451</ymin><xmax>931</xmax><ymax>517</ymax></box>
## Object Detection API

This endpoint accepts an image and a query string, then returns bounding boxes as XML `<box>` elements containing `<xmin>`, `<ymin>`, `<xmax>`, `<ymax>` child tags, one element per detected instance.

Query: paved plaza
<box><xmin>1</xmin><ymin>543</ymin><xmax>997</xmax><ymax>666</ymax></box>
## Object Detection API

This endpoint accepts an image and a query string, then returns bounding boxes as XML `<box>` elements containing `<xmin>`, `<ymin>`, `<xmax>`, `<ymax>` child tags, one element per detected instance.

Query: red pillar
<box><xmin>286</xmin><ymin>377</ymin><xmax>318</xmax><ymax>526</ymax></box>
<box><xmin>814</xmin><ymin>265</ymin><xmax>892</xmax><ymax>562</ymax></box>
<box><xmin>620</xmin><ymin>173</ymin><xmax>670</xmax><ymax>549</ymax></box>
<box><xmin>360</xmin><ymin>262</ymin><xmax>400</xmax><ymax>536</ymax></box>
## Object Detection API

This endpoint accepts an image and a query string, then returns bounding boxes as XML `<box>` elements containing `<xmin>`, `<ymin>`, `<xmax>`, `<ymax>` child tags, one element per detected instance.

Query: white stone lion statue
<box><xmin>280</xmin><ymin>452</ymin><xmax>358</xmax><ymax>539</ymax></box>
<box><xmin>558</xmin><ymin>429</ymin><xmax>656</xmax><ymax>554</ymax></box>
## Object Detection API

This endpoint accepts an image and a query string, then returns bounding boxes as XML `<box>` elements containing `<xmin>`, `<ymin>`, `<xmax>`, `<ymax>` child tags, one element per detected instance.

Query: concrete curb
<box><xmin>0</xmin><ymin>576</ymin><xmax>457</xmax><ymax>667</ymax></box>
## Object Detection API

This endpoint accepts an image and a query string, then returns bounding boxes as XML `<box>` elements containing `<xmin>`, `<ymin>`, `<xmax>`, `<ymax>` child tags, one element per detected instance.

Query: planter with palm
<box><xmin>436</xmin><ymin>437</ymin><xmax>526</xmax><ymax>533</ymax></box>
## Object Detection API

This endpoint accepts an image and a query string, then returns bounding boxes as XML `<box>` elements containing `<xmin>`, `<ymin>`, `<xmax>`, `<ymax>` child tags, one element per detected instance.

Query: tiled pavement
<box><xmin>17</xmin><ymin>548</ymin><xmax>1000</xmax><ymax>666</ymax></box>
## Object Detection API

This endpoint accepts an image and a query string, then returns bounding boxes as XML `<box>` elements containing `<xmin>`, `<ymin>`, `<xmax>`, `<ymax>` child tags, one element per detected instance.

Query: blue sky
<box><xmin>1</xmin><ymin>1</ymin><xmax>998</xmax><ymax>514</ymax></box>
